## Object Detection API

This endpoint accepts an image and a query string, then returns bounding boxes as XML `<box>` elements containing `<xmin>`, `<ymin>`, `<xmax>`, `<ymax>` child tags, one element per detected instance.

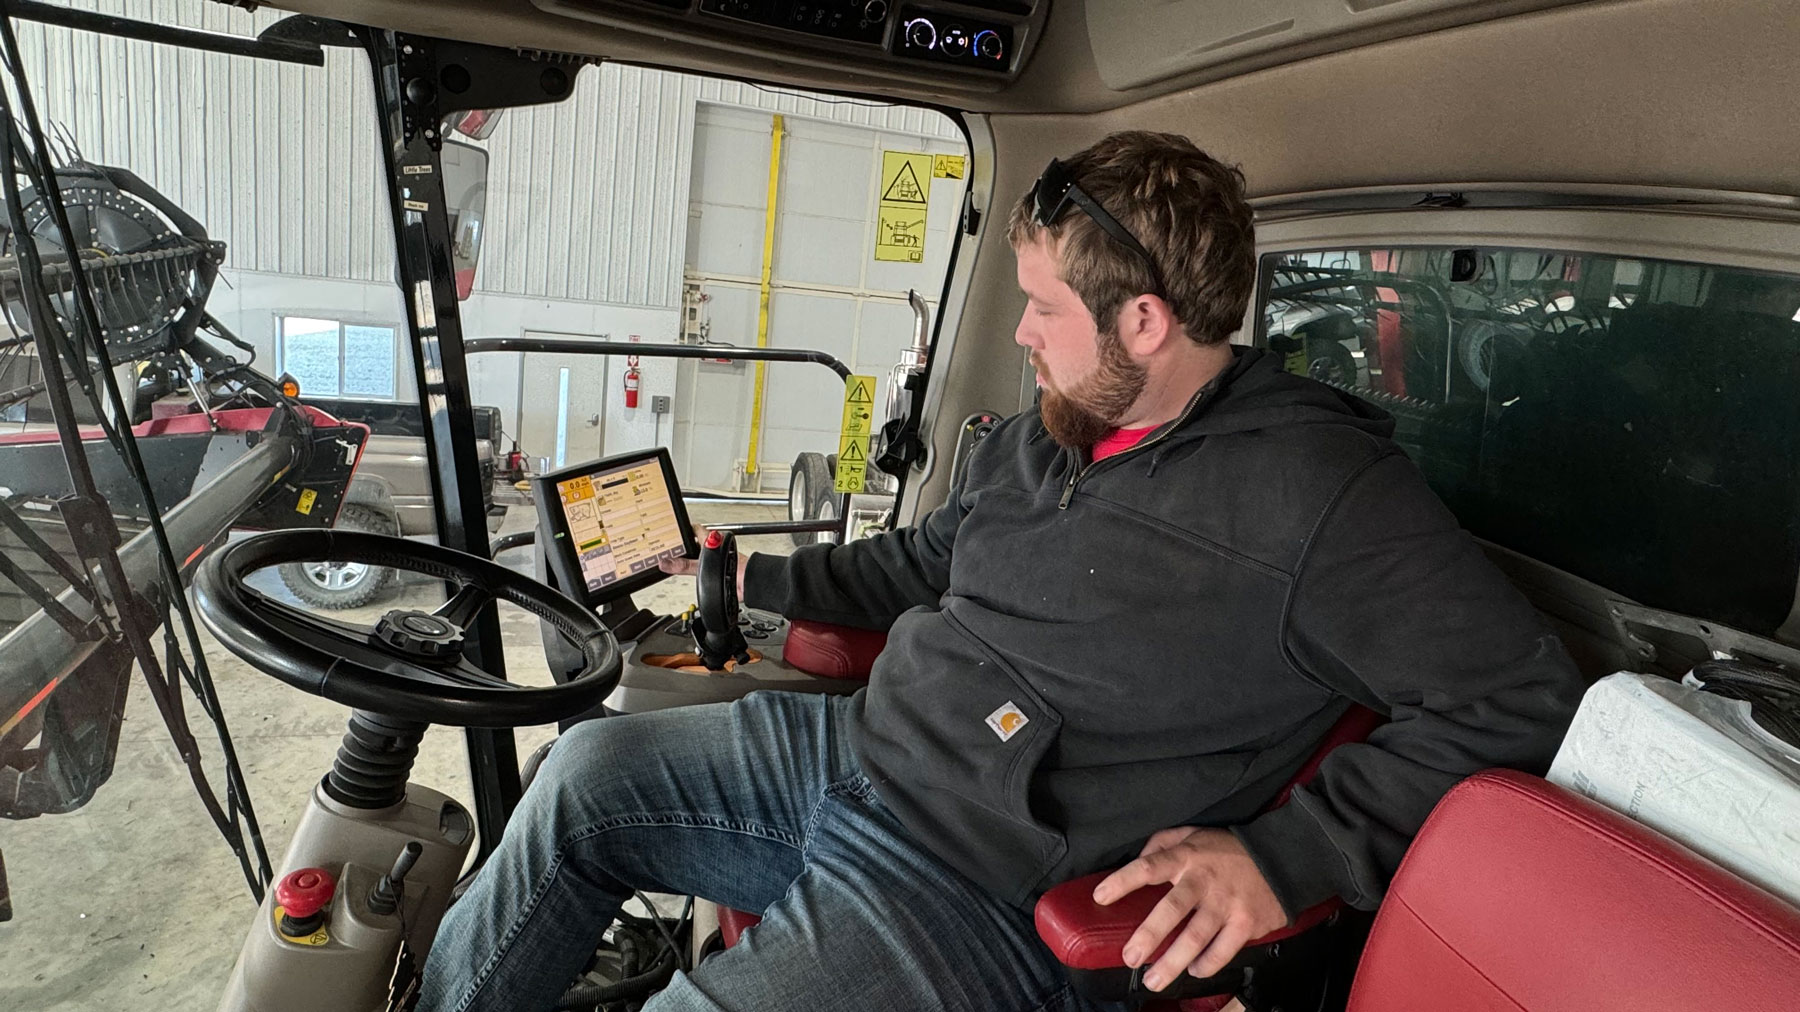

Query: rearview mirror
<box><xmin>440</xmin><ymin>140</ymin><xmax>489</xmax><ymax>301</ymax></box>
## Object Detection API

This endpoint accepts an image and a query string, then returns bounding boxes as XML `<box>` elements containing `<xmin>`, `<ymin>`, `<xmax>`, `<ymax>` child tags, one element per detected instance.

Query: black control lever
<box><xmin>692</xmin><ymin>530</ymin><xmax>751</xmax><ymax>671</ymax></box>
<box><xmin>367</xmin><ymin>841</ymin><xmax>423</xmax><ymax>916</ymax></box>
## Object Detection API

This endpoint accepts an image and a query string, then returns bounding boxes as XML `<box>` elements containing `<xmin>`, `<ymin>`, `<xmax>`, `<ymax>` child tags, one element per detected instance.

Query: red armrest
<box><xmin>784</xmin><ymin>619</ymin><xmax>886</xmax><ymax>680</ymax></box>
<box><xmin>1034</xmin><ymin>705</ymin><xmax>1383</xmax><ymax>973</ymax></box>
<box><xmin>1035</xmin><ymin>871</ymin><xmax>1341</xmax><ymax>970</ymax></box>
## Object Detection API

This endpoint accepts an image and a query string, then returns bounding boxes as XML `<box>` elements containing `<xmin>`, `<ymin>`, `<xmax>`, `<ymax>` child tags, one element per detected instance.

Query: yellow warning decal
<box><xmin>273</xmin><ymin>906</ymin><xmax>329</xmax><ymax>947</ymax></box>
<box><xmin>839</xmin><ymin>376</ymin><xmax>875</xmax><ymax>438</ymax></box>
<box><xmin>835</xmin><ymin>437</ymin><xmax>868</xmax><ymax>494</ymax></box>
<box><xmin>881</xmin><ymin>153</ymin><xmax>930</xmax><ymax>204</ymax></box>
<box><xmin>875</xmin><ymin>151</ymin><xmax>932</xmax><ymax>263</ymax></box>
<box><xmin>876</xmin><ymin>207</ymin><xmax>927</xmax><ymax>264</ymax></box>
<box><xmin>835</xmin><ymin>374</ymin><xmax>877</xmax><ymax>493</ymax></box>
<box><xmin>295</xmin><ymin>489</ymin><xmax>317</xmax><ymax>515</ymax></box>
<box><xmin>933</xmin><ymin>154</ymin><xmax>966</xmax><ymax>179</ymax></box>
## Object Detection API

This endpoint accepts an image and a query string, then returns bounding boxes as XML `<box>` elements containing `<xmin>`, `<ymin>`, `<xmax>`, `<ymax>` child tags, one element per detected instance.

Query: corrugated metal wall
<box><xmin>14</xmin><ymin>2</ymin><xmax>394</xmax><ymax>283</ymax></box>
<box><xmin>12</xmin><ymin>3</ymin><xmax>959</xmax><ymax>311</ymax></box>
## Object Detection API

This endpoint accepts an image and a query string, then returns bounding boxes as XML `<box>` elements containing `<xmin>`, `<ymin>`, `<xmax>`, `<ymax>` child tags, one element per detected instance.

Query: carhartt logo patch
<box><xmin>985</xmin><ymin>702</ymin><xmax>1029</xmax><ymax>742</ymax></box>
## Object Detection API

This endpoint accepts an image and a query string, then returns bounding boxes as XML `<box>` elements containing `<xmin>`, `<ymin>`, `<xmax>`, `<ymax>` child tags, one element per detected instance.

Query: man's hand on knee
<box><xmin>1091</xmin><ymin>827</ymin><xmax>1287</xmax><ymax>993</ymax></box>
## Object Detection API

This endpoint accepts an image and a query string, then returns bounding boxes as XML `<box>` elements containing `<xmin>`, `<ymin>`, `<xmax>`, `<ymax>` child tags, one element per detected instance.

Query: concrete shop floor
<box><xmin>1</xmin><ymin>501</ymin><xmax>800</xmax><ymax>1012</ymax></box>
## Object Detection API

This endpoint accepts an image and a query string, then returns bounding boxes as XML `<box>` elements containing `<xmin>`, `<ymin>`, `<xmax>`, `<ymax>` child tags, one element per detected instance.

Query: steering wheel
<box><xmin>194</xmin><ymin>530</ymin><xmax>621</xmax><ymax>726</ymax></box>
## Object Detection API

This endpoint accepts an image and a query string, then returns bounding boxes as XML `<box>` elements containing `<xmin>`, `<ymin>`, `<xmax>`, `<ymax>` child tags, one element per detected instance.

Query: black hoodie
<box><xmin>746</xmin><ymin>347</ymin><xmax>1584</xmax><ymax>914</ymax></box>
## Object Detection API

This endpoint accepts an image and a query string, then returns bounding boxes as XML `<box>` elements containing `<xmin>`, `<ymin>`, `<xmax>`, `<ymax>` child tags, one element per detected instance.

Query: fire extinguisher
<box><xmin>623</xmin><ymin>354</ymin><xmax>641</xmax><ymax>409</ymax></box>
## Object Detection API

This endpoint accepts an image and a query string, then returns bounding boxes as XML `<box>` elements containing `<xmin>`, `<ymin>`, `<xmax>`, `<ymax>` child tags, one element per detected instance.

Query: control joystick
<box><xmin>693</xmin><ymin>530</ymin><xmax>752</xmax><ymax>671</ymax></box>
<box><xmin>367</xmin><ymin>841</ymin><xmax>423</xmax><ymax>916</ymax></box>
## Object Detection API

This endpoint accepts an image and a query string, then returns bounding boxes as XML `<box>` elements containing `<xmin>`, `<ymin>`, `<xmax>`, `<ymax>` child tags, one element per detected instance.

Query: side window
<box><xmin>1260</xmin><ymin>247</ymin><xmax>1800</xmax><ymax>634</ymax></box>
<box><xmin>277</xmin><ymin>316</ymin><xmax>399</xmax><ymax>400</ymax></box>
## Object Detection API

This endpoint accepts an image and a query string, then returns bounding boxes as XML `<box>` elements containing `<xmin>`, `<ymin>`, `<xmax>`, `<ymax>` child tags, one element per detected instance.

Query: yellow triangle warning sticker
<box><xmin>882</xmin><ymin>160</ymin><xmax>928</xmax><ymax>204</ymax></box>
<box><xmin>840</xmin><ymin>440</ymin><xmax>865</xmax><ymax>463</ymax></box>
<box><xmin>847</xmin><ymin>379</ymin><xmax>873</xmax><ymax>403</ymax></box>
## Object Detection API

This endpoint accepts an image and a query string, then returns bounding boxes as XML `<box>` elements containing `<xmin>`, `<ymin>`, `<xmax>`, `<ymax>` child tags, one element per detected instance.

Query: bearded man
<box><xmin>418</xmin><ymin>131</ymin><xmax>1582</xmax><ymax>1012</ymax></box>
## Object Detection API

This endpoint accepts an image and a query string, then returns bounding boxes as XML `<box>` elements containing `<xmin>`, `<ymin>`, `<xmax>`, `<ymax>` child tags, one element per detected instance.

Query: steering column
<box><xmin>195</xmin><ymin>529</ymin><xmax>620</xmax><ymax>1012</ymax></box>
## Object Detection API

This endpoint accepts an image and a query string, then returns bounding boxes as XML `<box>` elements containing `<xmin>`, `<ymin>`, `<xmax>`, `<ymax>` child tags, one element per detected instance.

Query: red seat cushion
<box><xmin>1267</xmin><ymin>704</ymin><xmax>1385</xmax><ymax>808</ymax></box>
<box><xmin>718</xmin><ymin>906</ymin><xmax>761</xmax><ymax>949</ymax></box>
<box><xmin>1348</xmin><ymin>770</ymin><xmax>1800</xmax><ymax>1011</ymax></box>
<box><xmin>783</xmin><ymin>619</ymin><xmax>886</xmax><ymax>680</ymax></box>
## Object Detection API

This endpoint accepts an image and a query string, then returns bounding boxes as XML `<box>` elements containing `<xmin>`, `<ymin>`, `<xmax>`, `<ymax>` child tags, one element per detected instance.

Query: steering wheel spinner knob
<box><xmin>372</xmin><ymin>610</ymin><xmax>466</xmax><ymax>659</ymax></box>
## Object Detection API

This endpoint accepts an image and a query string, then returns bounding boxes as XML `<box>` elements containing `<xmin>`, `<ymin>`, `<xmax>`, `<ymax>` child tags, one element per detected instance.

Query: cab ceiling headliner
<box><xmin>258</xmin><ymin>0</ymin><xmax>1596</xmax><ymax>116</ymax></box>
<box><xmin>269</xmin><ymin>0</ymin><xmax>1799</xmax><ymax>202</ymax></box>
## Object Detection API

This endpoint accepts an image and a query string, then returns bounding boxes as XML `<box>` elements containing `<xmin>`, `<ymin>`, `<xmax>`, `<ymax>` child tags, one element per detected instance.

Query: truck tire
<box><xmin>789</xmin><ymin>452</ymin><xmax>833</xmax><ymax>547</ymax></box>
<box><xmin>1305</xmin><ymin>337</ymin><xmax>1358</xmax><ymax>387</ymax></box>
<box><xmin>814</xmin><ymin>490</ymin><xmax>842</xmax><ymax>546</ymax></box>
<box><xmin>277</xmin><ymin>503</ymin><xmax>400</xmax><ymax>610</ymax></box>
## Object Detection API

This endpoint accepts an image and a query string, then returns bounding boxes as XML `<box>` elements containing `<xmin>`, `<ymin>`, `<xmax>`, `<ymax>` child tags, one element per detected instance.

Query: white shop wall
<box><xmin>677</xmin><ymin>106</ymin><xmax>967</xmax><ymax>491</ymax></box>
<box><xmin>207</xmin><ymin>270</ymin><xmax>680</xmax><ymax>465</ymax></box>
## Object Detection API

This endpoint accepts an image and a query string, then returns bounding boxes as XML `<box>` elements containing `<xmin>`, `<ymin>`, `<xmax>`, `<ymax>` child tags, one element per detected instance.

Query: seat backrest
<box><xmin>1348</xmin><ymin>770</ymin><xmax>1800</xmax><ymax>1011</ymax></box>
<box><xmin>1269</xmin><ymin>703</ymin><xmax>1385</xmax><ymax>808</ymax></box>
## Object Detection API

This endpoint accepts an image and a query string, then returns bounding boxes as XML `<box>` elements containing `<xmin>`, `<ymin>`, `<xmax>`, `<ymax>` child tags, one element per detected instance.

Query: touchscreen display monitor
<box><xmin>535</xmin><ymin>449</ymin><xmax>697</xmax><ymax>605</ymax></box>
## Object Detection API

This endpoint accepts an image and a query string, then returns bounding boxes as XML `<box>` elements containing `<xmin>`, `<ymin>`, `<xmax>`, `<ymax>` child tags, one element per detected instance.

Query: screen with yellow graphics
<box><xmin>536</xmin><ymin>448</ymin><xmax>697</xmax><ymax>604</ymax></box>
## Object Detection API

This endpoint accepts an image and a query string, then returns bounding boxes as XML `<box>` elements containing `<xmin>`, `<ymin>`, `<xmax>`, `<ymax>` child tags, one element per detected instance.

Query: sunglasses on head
<box><xmin>1028</xmin><ymin>158</ymin><xmax>1169</xmax><ymax>301</ymax></box>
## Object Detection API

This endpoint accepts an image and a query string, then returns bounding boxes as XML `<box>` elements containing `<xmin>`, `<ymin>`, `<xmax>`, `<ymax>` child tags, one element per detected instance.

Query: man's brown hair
<box><xmin>1007</xmin><ymin>131</ymin><xmax>1256</xmax><ymax>345</ymax></box>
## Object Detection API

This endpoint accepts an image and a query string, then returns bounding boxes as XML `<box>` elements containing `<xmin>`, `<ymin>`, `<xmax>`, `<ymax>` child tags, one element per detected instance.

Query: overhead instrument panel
<box><xmin>533</xmin><ymin>0</ymin><xmax>1045</xmax><ymax>85</ymax></box>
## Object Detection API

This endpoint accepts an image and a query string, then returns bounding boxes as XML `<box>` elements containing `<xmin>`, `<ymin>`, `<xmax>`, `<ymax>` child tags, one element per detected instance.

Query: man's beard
<box><xmin>1036</xmin><ymin>329</ymin><xmax>1148</xmax><ymax>450</ymax></box>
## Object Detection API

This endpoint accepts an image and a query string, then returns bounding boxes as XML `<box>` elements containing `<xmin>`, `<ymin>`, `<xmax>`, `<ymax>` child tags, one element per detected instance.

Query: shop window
<box><xmin>278</xmin><ymin>316</ymin><xmax>398</xmax><ymax>399</ymax></box>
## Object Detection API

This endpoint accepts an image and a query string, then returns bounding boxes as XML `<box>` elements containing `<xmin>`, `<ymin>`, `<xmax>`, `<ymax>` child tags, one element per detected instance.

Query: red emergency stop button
<box><xmin>705</xmin><ymin>530</ymin><xmax>723</xmax><ymax>549</ymax></box>
<box><xmin>275</xmin><ymin>867</ymin><xmax>336</xmax><ymax>919</ymax></box>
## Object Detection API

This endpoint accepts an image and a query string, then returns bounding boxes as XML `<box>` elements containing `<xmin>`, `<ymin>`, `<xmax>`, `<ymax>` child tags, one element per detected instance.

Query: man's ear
<box><xmin>1114</xmin><ymin>294</ymin><xmax>1180</xmax><ymax>356</ymax></box>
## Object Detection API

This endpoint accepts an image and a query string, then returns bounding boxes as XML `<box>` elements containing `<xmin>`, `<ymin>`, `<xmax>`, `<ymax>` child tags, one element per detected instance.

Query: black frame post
<box><xmin>363</xmin><ymin>30</ymin><xmax>518</xmax><ymax>858</ymax></box>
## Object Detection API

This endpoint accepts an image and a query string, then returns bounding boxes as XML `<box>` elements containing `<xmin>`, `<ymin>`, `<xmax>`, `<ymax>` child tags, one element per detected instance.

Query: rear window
<box><xmin>1257</xmin><ymin>247</ymin><xmax>1800</xmax><ymax>634</ymax></box>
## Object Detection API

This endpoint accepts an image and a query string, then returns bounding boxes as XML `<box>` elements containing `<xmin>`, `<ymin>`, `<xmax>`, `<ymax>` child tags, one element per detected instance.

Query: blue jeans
<box><xmin>418</xmin><ymin>691</ymin><xmax>1108</xmax><ymax>1012</ymax></box>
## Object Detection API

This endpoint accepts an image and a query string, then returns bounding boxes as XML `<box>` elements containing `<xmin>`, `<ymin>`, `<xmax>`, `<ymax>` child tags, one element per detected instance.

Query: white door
<box><xmin>516</xmin><ymin>342</ymin><xmax>609</xmax><ymax>470</ymax></box>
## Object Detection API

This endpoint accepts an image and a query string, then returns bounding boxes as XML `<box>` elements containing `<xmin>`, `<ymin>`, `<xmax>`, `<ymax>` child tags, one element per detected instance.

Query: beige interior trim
<box><xmin>1079</xmin><ymin>0</ymin><xmax>1587</xmax><ymax>94</ymax></box>
<box><xmin>1253</xmin><ymin>207</ymin><xmax>1800</xmax><ymax>272</ymax></box>
<box><xmin>903</xmin><ymin>114</ymin><xmax>998</xmax><ymax>527</ymax></box>
<box><xmin>1251</xmin><ymin>183</ymin><xmax>1800</xmax><ymax>214</ymax></box>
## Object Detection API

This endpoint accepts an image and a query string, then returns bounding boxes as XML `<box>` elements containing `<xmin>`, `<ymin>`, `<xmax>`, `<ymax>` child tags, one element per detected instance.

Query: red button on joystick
<box><xmin>705</xmin><ymin>530</ymin><xmax>723</xmax><ymax>550</ymax></box>
<box><xmin>275</xmin><ymin>867</ymin><xmax>336</xmax><ymax>919</ymax></box>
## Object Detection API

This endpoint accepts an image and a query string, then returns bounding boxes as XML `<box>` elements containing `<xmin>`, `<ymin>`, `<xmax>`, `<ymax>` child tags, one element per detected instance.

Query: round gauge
<box><xmin>904</xmin><ymin>18</ymin><xmax>937</xmax><ymax>50</ymax></box>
